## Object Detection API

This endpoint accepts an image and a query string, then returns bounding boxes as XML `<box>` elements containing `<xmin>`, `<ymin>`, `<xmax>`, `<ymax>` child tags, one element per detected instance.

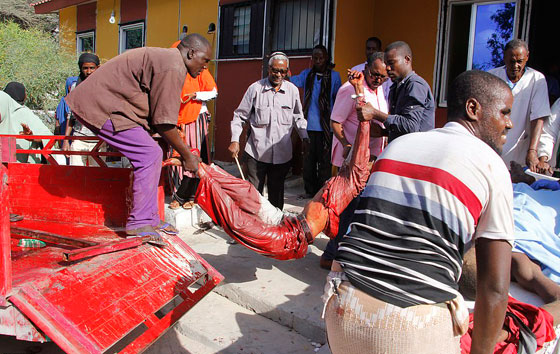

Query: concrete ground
<box><xmin>1</xmin><ymin>164</ymin><xmax>333</xmax><ymax>354</ymax></box>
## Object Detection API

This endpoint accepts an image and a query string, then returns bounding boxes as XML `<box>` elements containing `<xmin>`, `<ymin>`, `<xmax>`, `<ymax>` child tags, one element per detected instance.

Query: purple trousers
<box><xmin>94</xmin><ymin>120</ymin><xmax>162</xmax><ymax>230</ymax></box>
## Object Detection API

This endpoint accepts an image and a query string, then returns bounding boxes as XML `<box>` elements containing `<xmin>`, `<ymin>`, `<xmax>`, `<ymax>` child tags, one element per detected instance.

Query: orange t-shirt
<box><xmin>171</xmin><ymin>40</ymin><xmax>217</xmax><ymax>125</ymax></box>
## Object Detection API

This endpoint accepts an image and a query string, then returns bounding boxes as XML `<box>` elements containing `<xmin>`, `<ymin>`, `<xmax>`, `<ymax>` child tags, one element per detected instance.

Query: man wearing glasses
<box><xmin>357</xmin><ymin>41</ymin><xmax>435</xmax><ymax>142</ymax></box>
<box><xmin>229</xmin><ymin>52</ymin><xmax>309</xmax><ymax>209</ymax></box>
<box><xmin>319</xmin><ymin>52</ymin><xmax>390</xmax><ymax>270</ymax></box>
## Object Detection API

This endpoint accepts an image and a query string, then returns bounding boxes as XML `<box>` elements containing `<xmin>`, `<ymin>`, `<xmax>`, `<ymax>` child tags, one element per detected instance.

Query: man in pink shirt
<box><xmin>331</xmin><ymin>52</ymin><xmax>389</xmax><ymax>169</ymax></box>
<box><xmin>320</xmin><ymin>52</ymin><xmax>389</xmax><ymax>270</ymax></box>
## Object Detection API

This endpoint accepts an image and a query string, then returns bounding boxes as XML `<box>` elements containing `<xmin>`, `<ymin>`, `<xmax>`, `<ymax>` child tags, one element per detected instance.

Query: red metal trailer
<box><xmin>0</xmin><ymin>135</ymin><xmax>223</xmax><ymax>353</ymax></box>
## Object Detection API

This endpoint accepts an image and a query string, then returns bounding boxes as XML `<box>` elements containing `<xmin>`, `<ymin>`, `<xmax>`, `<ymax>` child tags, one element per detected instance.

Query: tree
<box><xmin>486</xmin><ymin>3</ymin><xmax>516</xmax><ymax>68</ymax></box>
<box><xmin>0</xmin><ymin>21</ymin><xmax>76</xmax><ymax>114</ymax></box>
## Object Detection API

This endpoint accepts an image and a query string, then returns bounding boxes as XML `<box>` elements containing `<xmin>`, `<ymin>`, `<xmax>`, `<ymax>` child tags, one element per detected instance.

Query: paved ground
<box><xmin>1</xmin><ymin>165</ymin><xmax>333</xmax><ymax>354</ymax></box>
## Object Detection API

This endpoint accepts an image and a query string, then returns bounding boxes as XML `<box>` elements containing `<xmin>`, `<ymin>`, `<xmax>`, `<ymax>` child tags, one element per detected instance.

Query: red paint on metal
<box><xmin>62</xmin><ymin>237</ymin><xmax>145</xmax><ymax>262</ymax></box>
<box><xmin>2</xmin><ymin>134</ymin><xmax>222</xmax><ymax>352</ymax></box>
<box><xmin>0</xmin><ymin>164</ymin><xmax>11</xmax><ymax>305</ymax></box>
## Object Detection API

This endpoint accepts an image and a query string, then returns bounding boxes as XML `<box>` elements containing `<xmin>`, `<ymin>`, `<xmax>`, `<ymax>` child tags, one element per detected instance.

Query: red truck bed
<box><xmin>0</xmin><ymin>136</ymin><xmax>223</xmax><ymax>353</ymax></box>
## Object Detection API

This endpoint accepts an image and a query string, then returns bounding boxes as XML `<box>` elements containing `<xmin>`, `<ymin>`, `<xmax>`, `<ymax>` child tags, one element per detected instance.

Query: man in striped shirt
<box><xmin>324</xmin><ymin>70</ymin><xmax>514</xmax><ymax>354</ymax></box>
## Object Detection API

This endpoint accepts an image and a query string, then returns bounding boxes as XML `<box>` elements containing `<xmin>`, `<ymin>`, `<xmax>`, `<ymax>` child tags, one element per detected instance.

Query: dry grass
<box><xmin>0</xmin><ymin>0</ymin><xmax>57</xmax><ymax>32</ymax></box>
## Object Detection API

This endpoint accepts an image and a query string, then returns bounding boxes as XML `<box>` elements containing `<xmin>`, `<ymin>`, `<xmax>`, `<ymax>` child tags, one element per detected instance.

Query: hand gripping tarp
<box><xmin>194</xmin><ymin>120</ymin><xmax>372</xmax><ymax>260</ymax></box>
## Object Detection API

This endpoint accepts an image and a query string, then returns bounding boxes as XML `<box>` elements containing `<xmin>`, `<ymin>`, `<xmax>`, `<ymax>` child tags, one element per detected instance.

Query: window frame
<box><xmin>218</xmin><ymin>1</ymin><xmax>265</xmax><ymax>59</ymax></box>
<box><xmin>76</xmin><ymin>30</ymin><xmax>95</xmax><ymax>54</ymax></box>
<box><xmin>434</xmin><ymin>0</ymin><xmax>530</xmax><ymax>106</ymax></box>
<box><xmin>269</xmin><ymin>0</ymin><xmax>329</xmax><ymax>55</ymax></box>
<box><xmin>118</xmin><ymin>21</ymin><xmax>145</xmax><ymax>54</ymax></box>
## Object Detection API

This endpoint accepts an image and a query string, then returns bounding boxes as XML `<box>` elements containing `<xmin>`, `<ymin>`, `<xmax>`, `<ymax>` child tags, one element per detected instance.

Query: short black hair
<box><xmin>504</xmin><ymin>38</ymin><xmax>528</xmax><ymax>53</ymax></box>
<box><xmin>385</xmin><ymin>41</ymin><xmax>412</xmax><ymax>58</ymax></box>
<box><xmin>179</xmin><ymin>33</ymin><xmax>211</xmax><ymax>51</ymax></box>
<box><xmin>366</xmin><ymin>37</ymin><xmax>382</xmax><ymax>49</ymax></box>
<box><xmin>366</xmin><ymin>52</ymin><xmax>384</xmax><ymax>67</ymax></box>
<box><xmin>447</xmin><ymin>70</ymin><xmax>510</xmax><ymax>120</ymax></box>
<box><xmin>4</xmin><ymin>82</ymin><xmax>25</xmax><ymax>105</ymax></box>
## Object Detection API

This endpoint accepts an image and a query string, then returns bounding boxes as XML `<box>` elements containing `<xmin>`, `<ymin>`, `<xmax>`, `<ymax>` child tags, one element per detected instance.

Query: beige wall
<box><xmin>95</xmin><ymin>0</ymin><xmax>120</xmax><ymax>60</ymax></box>
<box><xmin>59</xmin><ymin>6</ymin><xmax>77</xmax><ymax>54</ymax></box>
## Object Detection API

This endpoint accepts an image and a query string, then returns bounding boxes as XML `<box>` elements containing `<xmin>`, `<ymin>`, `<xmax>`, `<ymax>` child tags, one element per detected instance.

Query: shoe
<box><xmin>319</xmin><ymin>255</ymin><xmax>333</xmax><ymax>270</ymax></box>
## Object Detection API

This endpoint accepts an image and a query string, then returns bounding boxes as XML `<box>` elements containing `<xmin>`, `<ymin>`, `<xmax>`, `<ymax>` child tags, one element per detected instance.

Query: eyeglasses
<box><xmin>365</xmin><ymin>67</ymin><xmax>387</xmax><ymax>81</ymax></box>
<box><xmin>270</xmin><ymin>67</ymin><xmax>288</xmax><ymax>75</ymax></box>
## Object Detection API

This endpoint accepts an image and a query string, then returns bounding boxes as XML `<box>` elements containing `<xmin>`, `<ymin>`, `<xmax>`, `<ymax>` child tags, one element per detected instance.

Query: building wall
<box><xmin>59</xmin><ymin>6</ymin><xmax>77</xmax><ymax>54</ymax></box>
<box><xmin>371</xmin><ymin>0</ymin><xmax>439</xmax><ymax>87</ymax></box>
<box><xmin>332</xmin><ymin>0</ymin><xmax>375</xmax><ymax>75</ymax></box>
<box><xmin>146</xmin><ymin>0</ymin><xmax>179</xmax><ymax>48</ymax></box>
<box><xmin>96</xmin><ymin>0</ymin><xmax>120</xmax><ymax>60</ymax></box>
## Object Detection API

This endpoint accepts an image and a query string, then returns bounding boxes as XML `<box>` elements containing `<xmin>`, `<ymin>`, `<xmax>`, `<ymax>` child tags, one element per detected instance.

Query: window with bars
<box><xmin>233</xmin><ymin>6</ymin><xmax>251</xmax><ymax>55</ymax></box>
<box><xmin>271</xmin><ymin>0</ymin><xmax>324</xmax><ymax>53</ymax></box>
<box><xmin>219</xmin><ymin>1</ymin><xmax>265</xmax><ymax>59</ymax></box>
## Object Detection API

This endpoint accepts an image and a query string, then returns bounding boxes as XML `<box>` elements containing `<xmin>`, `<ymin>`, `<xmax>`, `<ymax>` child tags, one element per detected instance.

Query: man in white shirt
<box><xmin>488</xmin><ymin>39</ymin><xmax>550</xmax><ymax>172</ymax></box>
<box><xmin>351</xmin><ymin>37</ymin><xmax>391</xmax><ymax>103</ymax></box>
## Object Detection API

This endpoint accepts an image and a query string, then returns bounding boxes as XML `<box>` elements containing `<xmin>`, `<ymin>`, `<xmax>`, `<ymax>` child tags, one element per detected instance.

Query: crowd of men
<box><xmin>2</xmin><ymin>33</ymin><xmax>560</xmax><ymax>353</ymax></box>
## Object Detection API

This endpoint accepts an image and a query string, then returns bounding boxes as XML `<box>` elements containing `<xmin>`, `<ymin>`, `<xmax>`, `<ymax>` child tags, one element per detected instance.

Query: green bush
<box><xmin>0</xmin><ymin>21</ymin><xmax>76</xmax><ymax>112</ymax></box>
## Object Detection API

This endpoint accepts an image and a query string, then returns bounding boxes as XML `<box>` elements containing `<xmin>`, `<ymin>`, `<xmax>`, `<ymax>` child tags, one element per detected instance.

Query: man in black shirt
<box><xmin>359</xmin><ymin>41</ymin><xmax>435</xmax><ymax>142</ymax></box>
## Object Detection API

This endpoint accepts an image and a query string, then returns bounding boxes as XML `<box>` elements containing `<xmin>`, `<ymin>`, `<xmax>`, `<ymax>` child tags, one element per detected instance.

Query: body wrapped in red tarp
<box><xmin>194</xmin><ymin>119</ymin><xmax>372</xmax><ymax>260</ymax></box>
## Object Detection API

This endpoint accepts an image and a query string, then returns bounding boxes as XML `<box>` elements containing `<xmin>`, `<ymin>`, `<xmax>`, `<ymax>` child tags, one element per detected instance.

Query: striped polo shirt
<box><xmin>335</xmin><ymin>122</ymin><xmax>514</xmax><ymax>307</ymax></box>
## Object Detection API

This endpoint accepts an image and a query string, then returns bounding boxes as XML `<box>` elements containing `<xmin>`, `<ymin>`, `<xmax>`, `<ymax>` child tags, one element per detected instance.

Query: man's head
<box><xmin>178</xmin><ymin>33</ymin><xmax>212</xmax><ymax>78</ymax></box>
<box><xmin>312</xmin><ymin>44</ymin><xmax>330</xmax><ymax>73</ymax></box>
<box><xmin>503</xmin><ymin>39</ymin><xmax>529</xmax><ymax>82</ymax></box>
<box><xmin>447</xmin><ymin>70</ymin><xmax>513</xmax><ymax>154</ymax></box>
<box><xmin>365</xmin><ymin>37</ymin><xmax>382</xmax><ymax>60</ymax></box>
<box><xmin>363</xmin><ymin>52</ymin><xmax>387</xmax><ymax>91</ymax></box>
<box><xmin>4</xmin><ymin>82</ymin><xmax>26</xmax><ymax>105</ymax></box>
<box><xmin>384</xmin><ymin>41</ymin><xmax>413</xmax><ymax>82</ymax></box>
<box><xmin>78</xmin><ymin>53</ymin><xmax>100</xmax><ymax>80</ymax></box>
<box><xmin>267</xmin><ymin>52</ymin><xmax>289</xmax><ymax>88</ymax></box>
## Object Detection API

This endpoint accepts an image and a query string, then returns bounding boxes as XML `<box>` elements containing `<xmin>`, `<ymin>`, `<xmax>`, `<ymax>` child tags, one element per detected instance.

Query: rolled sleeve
<box><xmin>149</xmin><ymin>69</ymin><xmax>184</xmax><ymax>126</ymax></box>
<box><xmin>231</xmin><ymin>85</ymin><xmax>256</xmax><ymax>142</ymax></box>
<box><xmin>331</xmin><ymin>85</ymin><xmax>354</xmax><ymax>124</ymax></box>
<box><xmin>530</xmin><ymin>74</ymin><xmax>551</xmax><ymax>121</ymax></box>
<box><xmin>473</xmin><ymin>169</ymin><xmax>515</xmax><ymax>245</ymax></box>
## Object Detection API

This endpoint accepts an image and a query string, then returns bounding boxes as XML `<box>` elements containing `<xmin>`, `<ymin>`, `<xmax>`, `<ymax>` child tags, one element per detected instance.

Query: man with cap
<box><xmin>3</xmin><ymin>82</ymin><xmax>26</xmax><ymax>105</ymax></box>
<box><xmin>62</xmin><ymin>53</ymin><xmax>102</xmax><ymax>166</ymax></box>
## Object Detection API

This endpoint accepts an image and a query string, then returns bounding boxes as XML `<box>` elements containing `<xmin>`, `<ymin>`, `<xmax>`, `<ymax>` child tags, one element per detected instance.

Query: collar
<box><xmin>504</xmin><ymin>66</ymin><xmax>525</xmax><ymax>90</ymax></box>
<box><xmin>396</xmin><ymin>71</ymin><xmax>415</xmax><ymax>88</ymax></box>
<box><xmin>263</xmin><ymin>79</ymin><xmax>286</xmax><ymax>93</ymax></box>
<box><xmin>443</xmin><ymin>121</ymin><xmax>473</xmax><ymax>137</ymax></box>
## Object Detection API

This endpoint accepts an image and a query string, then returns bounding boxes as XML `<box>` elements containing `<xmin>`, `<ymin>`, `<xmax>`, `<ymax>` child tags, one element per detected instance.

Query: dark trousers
<box><xmin>304</xmin><ymin>131</ymin><xmax>332</xmax><ymax>195</ymax></box>
<box><xmin>245</xmin><ymin>152</ymin><xmax>291</xmax><ymax>210</ymax></box>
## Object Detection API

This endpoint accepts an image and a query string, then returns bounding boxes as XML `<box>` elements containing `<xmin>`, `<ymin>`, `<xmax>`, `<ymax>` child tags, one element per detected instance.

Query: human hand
<box><xmin>526</xmin><ymin>149</ymin><xmax>539</xmax><ymax>172</ymax></box>
<box><xmin>356</xmin><ymin>103</ymin><xmax>374</xmax><ymax>122</ymax></box>
<box><xmin>228</xmin><ymin>142</ymin><xmax>240</xmax><ymax>159</ymax></box>
<box><xmin>182</xmin><ymin>93</ymin><xmax>197</xmax><ymax>104</ymax></box>
<box><xmin>182</xmin><ymin>151</ymin><xmax>202</xmax><ymax>172</ymax></box>
<box><xmin>20</xmin><ymin>123</ymin><xmax>33</xmax><ymax>135</ymax></box>
<box><xmin>536</xmin><ymin>157</ymin><xmax>553</xmax><ymax>175</ymax></box>
<box><xmin>347</xmin><ymin>69</ymin><xmax>363</xmax><ymax>89</ymax></box>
